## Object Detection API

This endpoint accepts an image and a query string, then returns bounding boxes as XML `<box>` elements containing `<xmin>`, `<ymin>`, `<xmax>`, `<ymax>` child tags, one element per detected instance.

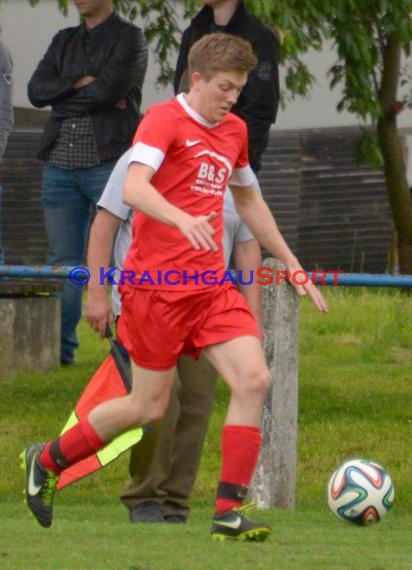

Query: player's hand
<box><xmin>85</xmin><ymin>295</ymin><xmax>115</xmax><ymax>337</ymax></box>
<box><xmin>300</xmin><ymin>281</ymin><xmax>328</xmax><ymax>312</ymax></box>
<box><xmin>177</xmin><ymin>211</ymin><xmax>218</xmax><ymax>251</ymax></box>
<box><xmin>287</xmin><ymin>260</ymin><xmax>329</xmax><ymax>313</ymax></box>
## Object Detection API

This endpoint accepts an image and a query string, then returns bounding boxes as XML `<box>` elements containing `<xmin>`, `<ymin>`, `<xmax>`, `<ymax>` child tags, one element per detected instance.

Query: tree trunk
<box><xmin>377</xmin><ymin>34</ymin><xmax>412</xmax><ymax>274</ymax></box>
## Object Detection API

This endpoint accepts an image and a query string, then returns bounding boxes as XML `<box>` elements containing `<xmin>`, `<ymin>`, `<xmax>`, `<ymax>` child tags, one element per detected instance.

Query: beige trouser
<box><xmin>120</xmin><ymin>354</ymin><xmax>217</xmax><ymax>518</ymax></box>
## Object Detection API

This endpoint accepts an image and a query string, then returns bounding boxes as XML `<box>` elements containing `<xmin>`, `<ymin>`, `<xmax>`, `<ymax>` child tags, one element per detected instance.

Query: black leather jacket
<box><xmin>28</xmin><ymin>12</ymin><xmax>148</xmax><ymax>162</ymax></box>
<box><xmin>174</xmin><ymin>1</ymin><xmax>280</xmax><ymax>172</ymax></box>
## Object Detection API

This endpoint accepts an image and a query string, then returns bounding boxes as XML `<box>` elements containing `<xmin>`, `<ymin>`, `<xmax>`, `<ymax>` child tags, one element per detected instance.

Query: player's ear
<box><xmin>191</xmin><ymin>71</ymin><xmax>203</xmax><ymax>91</ymax></box>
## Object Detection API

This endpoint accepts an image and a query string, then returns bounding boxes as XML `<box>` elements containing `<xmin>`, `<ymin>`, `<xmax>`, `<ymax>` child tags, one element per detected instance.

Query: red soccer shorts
<box><xmin>117</xmin><ymin>283</ymin><xmax>261</xmax><ymax>370</ymax></box>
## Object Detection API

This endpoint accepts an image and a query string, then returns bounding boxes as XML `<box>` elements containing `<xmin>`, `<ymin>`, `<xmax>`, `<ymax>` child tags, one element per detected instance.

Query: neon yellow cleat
<box><xmin>21</xmin><ymin>443</ymin><xmax>57</xmax><ymax>528</ymax></box>
<box><xmin>211</xmin><ymin>502</ymin><xmax>272</xmax><ymax>542</ymax></box>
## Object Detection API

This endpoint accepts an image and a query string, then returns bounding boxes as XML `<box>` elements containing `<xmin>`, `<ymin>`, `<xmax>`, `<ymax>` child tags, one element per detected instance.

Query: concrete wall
<box><xmin>1</xmin><ymin>0</ymin><xmax>412</xmax><ymax>131</ymax></box>
<box><xmin>0</xmin><ymin>288</ymin><xmax>60</xmax><ymax>377</ymax></box>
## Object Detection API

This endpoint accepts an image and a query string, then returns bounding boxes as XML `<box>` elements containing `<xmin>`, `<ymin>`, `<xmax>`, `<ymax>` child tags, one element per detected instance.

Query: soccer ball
<box><xmin>327</xmin><ymin>458</ymin><xmax>395</xmax><ymax>525</ymax></box>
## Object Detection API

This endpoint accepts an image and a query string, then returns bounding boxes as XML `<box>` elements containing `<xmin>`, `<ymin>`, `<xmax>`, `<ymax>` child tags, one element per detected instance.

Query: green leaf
<box><xmin>356</xmin><ymin>131</ymin><xmax>384</xmax><ymax>168</ymax></box>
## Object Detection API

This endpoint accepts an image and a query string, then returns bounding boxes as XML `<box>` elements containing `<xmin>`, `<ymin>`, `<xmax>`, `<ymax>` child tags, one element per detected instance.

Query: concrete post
<box><xmin>250</xmin><ymin>258</ymin><xmax>299</xmax><ymax>509</ymax></box>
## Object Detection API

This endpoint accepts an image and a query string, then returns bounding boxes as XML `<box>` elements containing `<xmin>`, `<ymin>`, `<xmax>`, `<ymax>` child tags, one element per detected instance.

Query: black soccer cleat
<box><xmin>211</xmin><ymin>502</ymin><xmax>272</xmax><ymax>542</ymax></box>
<box><xmin>21</xmin><ymin>443</ymin><xmax>57</xmax><ymax>528</ymax></box>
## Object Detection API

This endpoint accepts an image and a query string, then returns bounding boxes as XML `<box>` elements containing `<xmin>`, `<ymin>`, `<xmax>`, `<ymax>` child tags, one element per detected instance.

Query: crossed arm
<box><xmin>28</xmin><ymin>28</ymin><xmax>147</xmax><ymax>117</ymax></box>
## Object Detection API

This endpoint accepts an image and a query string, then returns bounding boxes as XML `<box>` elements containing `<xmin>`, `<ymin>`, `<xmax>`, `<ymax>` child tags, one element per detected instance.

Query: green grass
<box><xmin>2</xmin><ymin>502</ymin><xmax>411</xmax><ymax>570</ymax></box>
<box><xmin>1</xmin><ymin>287</ymin><xmax>411</xmax><ymax>569</ymax></box>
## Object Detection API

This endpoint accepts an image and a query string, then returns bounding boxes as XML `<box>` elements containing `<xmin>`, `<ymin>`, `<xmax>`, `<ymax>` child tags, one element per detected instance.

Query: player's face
<box><xmin>196</xmin><ymin>70</ymin><xmax>247</xmax><ymax>123</ymax></box>
<box><xmin>73</xmin><ymin>0</ymin><xmax>111</xmax><ymax>17</ymax></box>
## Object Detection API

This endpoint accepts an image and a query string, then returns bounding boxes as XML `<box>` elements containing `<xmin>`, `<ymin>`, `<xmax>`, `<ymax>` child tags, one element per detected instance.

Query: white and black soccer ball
<box><xmin>327</xmin><ymin>458</ymin><xmax>395</xmax><ymax>525</ymax></box>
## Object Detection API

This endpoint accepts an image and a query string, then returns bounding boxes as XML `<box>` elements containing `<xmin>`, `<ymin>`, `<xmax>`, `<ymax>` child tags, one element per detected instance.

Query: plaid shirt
<box><xmin>48</xmin><ymin>115</ymin><xmax>100</xmax><ymax>169</ymax></box>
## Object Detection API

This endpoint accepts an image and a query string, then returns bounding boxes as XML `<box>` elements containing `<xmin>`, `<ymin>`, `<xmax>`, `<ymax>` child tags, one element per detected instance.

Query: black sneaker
<box><xmin>129</xmin><ymin>501</ymin><xmax>164</xmax><ymax>523</ymax></box>
<box><xmin>21</xmin><ymin>443</ymin><xmax>57</xmax><ymax>528</ymax></box>
<box><xmin>211</xmin><ymin>502</ymin><xmax>272</xmax><ymax>542</ymax></box>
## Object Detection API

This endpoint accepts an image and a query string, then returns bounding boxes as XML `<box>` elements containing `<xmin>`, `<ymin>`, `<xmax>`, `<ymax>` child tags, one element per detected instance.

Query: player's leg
<box><xmin>22</xmin><ymin>363</ymin><xmax>175</xmax><ymax>528</ymax></box>
<box><xmin>204</xmin><ymin>335</ymin><xmax>269</xmax><ymax>426</ymax></box>
<box><xmin>203</xmin><ymin>335</ymin><xmax>272</xmax><ymax>541</ymax></box>
<box><xmin>87</xmin><ymin>362</ymin><xmax>175</xmax><ymax>439</ymax></box>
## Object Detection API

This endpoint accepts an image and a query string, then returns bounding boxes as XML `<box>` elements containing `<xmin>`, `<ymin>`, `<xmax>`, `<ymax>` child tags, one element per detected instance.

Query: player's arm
<box><xmin>85</xmin><ymin>209</ymin><xmax>121</xmax><ymax>336</ymax></box>
<box><xmin>231</xmin><ymin>184</ymin><xmax>328</xmax><ymax>312</ymax></box>
<box><xmin>123</xmin><ymin>162</ymin><xmax>218</xmax><ymax>251</ymax></box>
<box><xmin>233</xmin><ymin>238</ymin><xmax>263</xmax><ymax>328</ymax></box>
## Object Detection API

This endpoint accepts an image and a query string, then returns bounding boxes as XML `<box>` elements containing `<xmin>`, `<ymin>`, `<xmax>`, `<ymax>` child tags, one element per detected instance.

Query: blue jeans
<box><xmin>42</xmin><ymin>162</ymin><xmax>116</xmax><ymax>363</ymax></box>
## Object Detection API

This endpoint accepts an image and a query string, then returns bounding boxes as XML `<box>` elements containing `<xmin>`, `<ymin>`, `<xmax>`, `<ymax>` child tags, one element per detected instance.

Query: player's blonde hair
<box><xmin>188</xmin><ymin>33</ymin><xmax>257</xmax><ymax>81</ymax></box>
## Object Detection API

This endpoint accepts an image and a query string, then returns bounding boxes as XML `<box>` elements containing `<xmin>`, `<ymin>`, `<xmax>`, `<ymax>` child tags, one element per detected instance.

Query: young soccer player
<box><xmin>85</xmin><ymin>147</ymin><xmax>263</xmax><ymax>524</ymax></box>
<box><xmin>22</xmin><ymin>33</ymin><xmax>328</xmax><ymax>541</ymax></box>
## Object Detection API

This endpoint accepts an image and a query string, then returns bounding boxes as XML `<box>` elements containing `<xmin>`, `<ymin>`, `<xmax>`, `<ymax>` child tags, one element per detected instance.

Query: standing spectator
<box><xmin>174</xmin><ymin>0</ymin><xmax>280</xmax><ymax>174</ymax></box>
<box><xmin>0</xmin><ymin>38</ymin><xmax>14</xmax><ymax>264</ymax></box>
<box><xmin>27</xmin><ymin>0</ymin><xmax>147</xmax><ymax>364</ymax></box>
<box><xmin>121</xmin><ymin>0</ymin><xmax>280</xmax><ymax>522</ymax></box>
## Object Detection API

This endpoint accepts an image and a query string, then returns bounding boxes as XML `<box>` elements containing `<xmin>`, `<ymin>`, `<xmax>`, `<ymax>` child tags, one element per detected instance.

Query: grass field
<box><xmin>0</xmin><ymin>287</ymin><xmax>411</xmax><ymax>569</ymax></box>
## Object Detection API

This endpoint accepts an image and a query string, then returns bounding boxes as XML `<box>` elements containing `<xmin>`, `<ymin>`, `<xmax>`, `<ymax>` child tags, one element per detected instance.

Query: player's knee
<box><xmin>136</xmin><ymin>400</ymin><xmax>167</xmax><ymax>425</ymax></box>
<box><xmin>120</xmin><ymin>400</ymin><xmax>162</xmax><ymax>427</ymax></box>
<box><xmin>238</xmin><ymin>367</ymin><xmax>271</xmax><ymax>398</ymax></box>
<box><xmin>254</xmin><ymin>368</ymin><xmax>271</xmax><ymax>395</ymax></box>
<box><xmin>145</xmin><ymin>404</ymin><xmax>165</xmax><ymax>424</ymax></box>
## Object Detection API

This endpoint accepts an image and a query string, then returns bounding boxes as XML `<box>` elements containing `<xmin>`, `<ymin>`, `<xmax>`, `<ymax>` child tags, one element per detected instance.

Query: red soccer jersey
<box><xmin>122</xmin><ymin>93</ymin><xmax>254</xmax><ymax>290</ymax></box>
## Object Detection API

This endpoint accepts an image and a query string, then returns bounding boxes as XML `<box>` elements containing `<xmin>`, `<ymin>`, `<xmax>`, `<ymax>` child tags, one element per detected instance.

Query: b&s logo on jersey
<box><xmin>190</xmin><ymin>149</ymin><xmax>232</xmax><ymax>197</ymax></box>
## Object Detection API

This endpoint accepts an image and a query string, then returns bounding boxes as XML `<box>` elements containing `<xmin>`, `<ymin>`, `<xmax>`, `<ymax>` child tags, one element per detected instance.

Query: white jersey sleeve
<box><xmin>97</xmin><ymin>149</ymin><xmax>133</xmax><ymax>221</ymax></box>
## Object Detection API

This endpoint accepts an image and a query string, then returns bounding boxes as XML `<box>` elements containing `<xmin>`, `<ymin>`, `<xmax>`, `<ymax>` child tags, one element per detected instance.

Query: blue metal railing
<box><xmin>308</xmin><ymin>272</ymin><xmax>412</xmax><ymax>288</ymax></box>
<box><xmin>0</xmin><ymin>265</ymin><xmax>411</xmax><ymax>288</ymax></box>
<box><xmin>0</xmin><ymin>265</ymin><xmax>73</xmax><ymax>278</ymax></box>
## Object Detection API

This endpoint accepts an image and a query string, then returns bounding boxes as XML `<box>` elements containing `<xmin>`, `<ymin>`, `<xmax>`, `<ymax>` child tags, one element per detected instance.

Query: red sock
<box><xmin>215</xmin><ymin>425</ymin><xmax>262</xmax><ymax>515</ymax></box>
<box><xmin>40</xmin><ymin>417</ymin><xmax>106</xmax><ymax>475</ymax></box>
